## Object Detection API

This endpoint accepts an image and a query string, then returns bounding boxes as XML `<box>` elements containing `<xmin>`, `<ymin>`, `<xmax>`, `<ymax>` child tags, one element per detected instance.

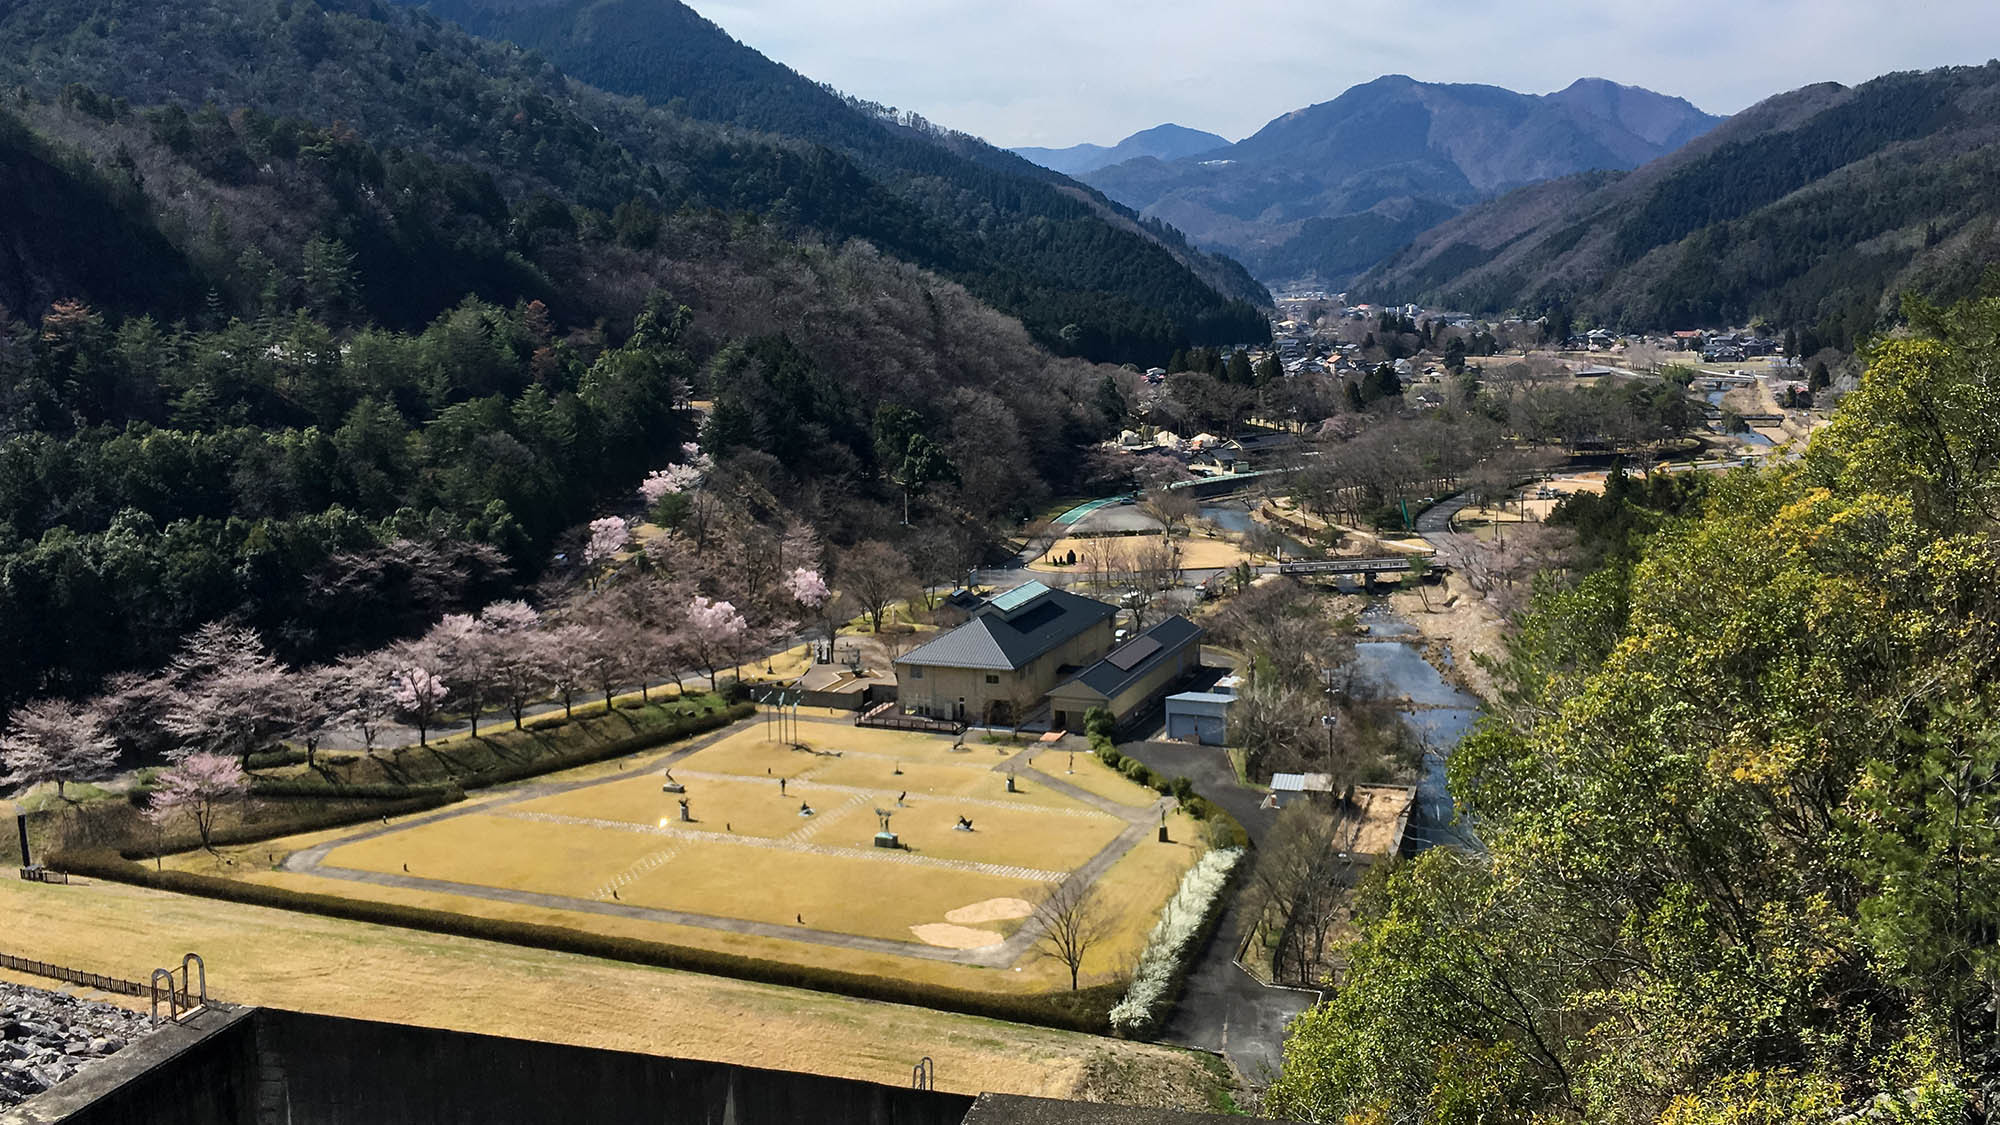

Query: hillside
<box><xmin>392</xmin><ymin>0</ymin><xmax>1272</xmax><ymax>353</ymax></box>
<box><xmin>1082</xmin><ymin>75</ymin><xmax>1721</xmax><ymax>289</ymax></box>
<box><xmin>1013</xmin><ymin>124</ymin><xmax>1231</xmax><ymax>177</ymax></box>
<box><xmin>0</xmin><ymin>0</ymin><xmax>1148</xmax><ymax>705</ymax></box>
<box><xmin>1356</xmin><ymin>63</ymin><xmax>2000</xmax><ymax>345</ymax></box>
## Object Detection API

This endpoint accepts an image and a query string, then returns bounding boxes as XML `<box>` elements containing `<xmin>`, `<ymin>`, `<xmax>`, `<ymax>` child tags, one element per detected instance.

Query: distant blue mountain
<box><xmin>1078</xmin><ymin>76</ymin><xmax>1723</xmax><ymax>287</ymax></box>
<box><xmin>1012</xmin><ymin>123</ymin><xmax>1231</xmax><ymax>177</ymax></box>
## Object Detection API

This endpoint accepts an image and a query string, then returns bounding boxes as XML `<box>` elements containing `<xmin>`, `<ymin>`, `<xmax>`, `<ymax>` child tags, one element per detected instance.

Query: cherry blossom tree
<box><xmin>786</xmin><ymin>566</ymin><xmax>852</xmax><ymax>645</ymax></box>
<box><xmin>785</xmin><ymin>567</ymin><xmax>829</xmax><ymax>609</ymax></box>
<box><xmin>585</xmin><ymin>516</ymin><xmax>630</xmax><ymax>564</ymax></box>
<box><xmin>492</xmin><ymin>630</ymin><xmax>554</xmax><ymax>730</ymax></box>
<box><xmin>679</xmin><ymin>596</ymin><xmax>748</xmax><ymax>687</ymax></box>
<box><xmin>0</xmin><ymin>698</ymin><xmax>119</xmax><ymax>799</ymax></box>
<box><xmin>381</xmin><ymin>640</ymin><xmax>451</xmax><ymax>746</ymax></box>
<box><xmin>626</xmin><ymin>573</ymin><xmax>695</xmax><ymax>697</ymax></box>
<box><xmin>648</xmin><ymin>442</ymin><xmax>716</xmax><ymax>546</ymax></box>
<box><xmin>268</xmin><ymin>667</ymin><xmax>338</xmax><ymax>769</ymax></box>
<box><xmin>146</xmin><ymin>753</ymin><xmax>250</xmax><ymax>852</ymax></box>
<box><xmin>638</xmin><ymin>464</ymin><xmax>703</xmax><ymax>507</ymax></box>
<box><xmin>542</xmin><ymin>624</ymin><xmax>596</xmax><ymax>719</ymax></box>
<box><xmin>327</xmin><ymin>655</ymin><xmax>396</xmax><ymax>753</ymax></box>
<box><xmin>158</xmin><ymin>623</ymin><xmax>294</xmax><ymax>763</ymax></box>
<box><xmin>580</xmin><ymin>623</ymin><xmax>645</xmax><ymax>712</ymax></box>
<box><xmin>428</xmin><ymin>613</ymin><xmax>489</xmax><ymax>736</ymax></box>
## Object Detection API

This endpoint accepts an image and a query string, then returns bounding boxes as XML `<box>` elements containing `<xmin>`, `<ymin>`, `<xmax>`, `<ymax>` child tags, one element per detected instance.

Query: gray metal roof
<box><xmin>1050</xmin><ymin>615</ymin><xmax>1202</xmax><ymax>701</ymax></box>
<box><xmin>897</xmin><ymin>585</ymin><xmax>1117</xmax><ymax>671</ymax></box>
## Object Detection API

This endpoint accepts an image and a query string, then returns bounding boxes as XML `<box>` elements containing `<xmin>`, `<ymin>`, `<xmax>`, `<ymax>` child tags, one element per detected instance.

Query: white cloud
<box><xmin>695</xmin><ymin>0</ymin><xmax>2000</xmax><ymax>148</ymax></box>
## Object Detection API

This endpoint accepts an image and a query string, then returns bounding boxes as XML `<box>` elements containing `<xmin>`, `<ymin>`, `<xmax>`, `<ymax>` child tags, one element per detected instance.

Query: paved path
<box><xmin>281</xmin><ymin>723</ymin><xmax>1168</xmax><ymax>969</ymax></box>
<box><xmin>1117</xmin><ymin>740</ymin><xmax>1318</xmax><ymax>1086</ymax></box>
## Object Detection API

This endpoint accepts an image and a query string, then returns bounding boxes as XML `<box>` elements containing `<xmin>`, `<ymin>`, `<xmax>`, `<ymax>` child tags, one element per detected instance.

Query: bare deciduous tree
<box><xmin>1031</xmin><ymin>875</ymin><xmax>1115</xmax><ymax>990</ymax></box>
<box><xmin>837</xmin><ymin>541</ymin><xmax>914</xmax><ymax>634</ymax></box>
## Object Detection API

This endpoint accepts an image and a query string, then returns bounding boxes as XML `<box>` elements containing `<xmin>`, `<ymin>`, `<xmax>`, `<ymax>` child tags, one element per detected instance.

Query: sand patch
<box><xmin>946</xmin><ymin>897</ymin><xmax>1034</xmax><ymax>925</ymax></box>
<box><xmin>910</xmin><ymin>923</ymin><xmax>1005</xmax><ymax>949</ymax></box>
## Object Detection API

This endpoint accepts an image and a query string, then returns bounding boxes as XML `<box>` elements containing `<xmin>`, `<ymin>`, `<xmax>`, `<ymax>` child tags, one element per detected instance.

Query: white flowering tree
<box><xmin>0</xmin><ymin>698</ymin><xmax>119</xmax><ymax>800</ymax></box>
<box><xmin>327</xmin><ymin>655</ymin><xmax>396</xmax><ymax>752</ymax></box>
<box><xmin>637</xmin><ymin>442</ymin><xmax>717</xmax><ymax>543</ymax></box>
<box><xmin>787</xmin><ymin>565</ymin><xmax>855</xmax><ymax>646</ymax></box>
<box><xmin>579</xmin><ymin>516</ymin><xmax>632</xmax><ymax>591</ymax></box>
<box><xmin>1109</xmin><ymin>846</ymin><xmax>1245</xmax><ymax>1034</ymax></box>
<box><xmin>428</xmin><ymin>613</ymin><xmax>489</xmax><ymax>736</ymax></box>
<box><xmin>679</xmin><ymin>596</ymin><xmax>748</xmax><ymax>687</ymax></box>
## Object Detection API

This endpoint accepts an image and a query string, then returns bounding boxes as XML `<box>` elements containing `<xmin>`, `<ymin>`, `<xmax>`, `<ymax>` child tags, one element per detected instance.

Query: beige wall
<box><xmin>897</xmin><ymin>620</ymin><xmax>1114</xmax><ymax>723</ymax></box>
<box><xmin>1046</xmin><ymin>643</ymin><xmax>1200</xmax><ymax>729</ymax></box>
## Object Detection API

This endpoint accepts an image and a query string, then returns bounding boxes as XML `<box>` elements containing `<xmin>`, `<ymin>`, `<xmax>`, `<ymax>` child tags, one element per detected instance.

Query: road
<box><xmin>1411</xmin><ymin>490</ymin><xmax>1477</xmax><ymax>558</ymax></box>
<box><xmin>1117</xmin><ymin>740</ymin><xmax>1318</xmax><ymax>1086</ymax></box>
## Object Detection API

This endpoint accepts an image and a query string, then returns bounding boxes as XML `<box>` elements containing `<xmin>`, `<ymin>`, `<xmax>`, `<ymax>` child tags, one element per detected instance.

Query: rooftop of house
<box><xmin>897</xmin><ymin>582</ymin><xmax>1118</xmax><ymax>672</ymax></box>
<box><xmin>1051</xmin><ymin>616</ymin><xmax>1203</xmax><ymax>701</ymax></box>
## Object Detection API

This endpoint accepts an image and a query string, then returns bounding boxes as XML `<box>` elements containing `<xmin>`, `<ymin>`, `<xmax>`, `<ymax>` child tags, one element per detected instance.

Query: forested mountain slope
<box><xmin>0</xmin><ymin>0</ymin><xmax>1136</xmax><ymax>705</ymax></box>
<box><xmin>1357</xmin><ymin>64</ymin><xmax>2000</xmax><ymax>345</ymax></box>
<box><xmin>1080</xmin><ymin>75</ymin><xmax>1721</xmax><ymax>288</ymax></box>
<box><xmin>389</xmin><ymin>0</ymin><xmax>1273</xmax><ymax>353</ymax></box>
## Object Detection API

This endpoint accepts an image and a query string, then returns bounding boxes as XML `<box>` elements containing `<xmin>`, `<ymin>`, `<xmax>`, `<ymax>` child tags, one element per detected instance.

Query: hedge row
<box><xmin>52</xmin><ymin>850</ymin><xmax>1119</xmax><ymax>1033</ymax></box>
<box><xmin>114</xmin><ymin>788</ymin><xmax>466</xmax><ymax>860</ymax></box>
<box><xmin>1090</xmin><ymin>733</ymin><xmax>1249</xmax><ymax>850</ymax></box>
<box><xmin>456</xmin><ymin>702</ymin><xmax>752</xmax><ymax>790</ymax></box>
<box><xmin>246</xmin><ymin>780</ymin><xmax>462</xmax><ymax>801</ymax></box>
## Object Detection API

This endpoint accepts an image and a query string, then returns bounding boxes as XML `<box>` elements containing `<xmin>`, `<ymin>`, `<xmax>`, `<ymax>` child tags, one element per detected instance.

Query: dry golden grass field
<box><xmin>0</xmin><ymin>878</ymin><xmax>1230</xmax><ymax>1107</ymax></box>
<box><xmin>161</xmin><ymin>721</ymin><xmax>1207</xmax><ymax>997</ymax></box>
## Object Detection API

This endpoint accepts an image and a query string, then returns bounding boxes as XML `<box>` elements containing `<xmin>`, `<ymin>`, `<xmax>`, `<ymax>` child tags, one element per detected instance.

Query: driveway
<box><xmin>1118</xmin><ymin>740</ymin><xmax>1318</xmax><ymax>1087</ymax></box>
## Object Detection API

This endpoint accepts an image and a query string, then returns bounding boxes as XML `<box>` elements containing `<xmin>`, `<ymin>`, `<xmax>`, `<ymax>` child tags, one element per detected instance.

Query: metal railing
<box><xmin>149</xmin><ymin>954</ymin><xmax>206</xmax><ymax>1022</ymax></box>
<box><xmin>856</xmin><ymin>704</ymin><xmax>964</xmax><ymax>735</ymax></box>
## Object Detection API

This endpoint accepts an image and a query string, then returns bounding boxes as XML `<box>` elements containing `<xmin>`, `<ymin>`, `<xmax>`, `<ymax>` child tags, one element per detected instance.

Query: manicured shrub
<box><xmin>1083</xmin><ymin>706</ymin><xmax>1117</xmax><ymax>740</ymax></box>
<box><xmin>243</xmin><ymin>746</ymin><xmax>312</xmax><ymax>770</ymax></box>
<box><xmin>1109</xmin><ymin>846</ymin><xmax>1245</xmax><ymax>1037</ymax></box>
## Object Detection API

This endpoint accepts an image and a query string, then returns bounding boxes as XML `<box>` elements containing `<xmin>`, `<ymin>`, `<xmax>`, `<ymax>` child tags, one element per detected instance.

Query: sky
<box><xmin>700</xmin><ymin>0</ymin><xmax>2000</xmax><ymax>149</ymax></box>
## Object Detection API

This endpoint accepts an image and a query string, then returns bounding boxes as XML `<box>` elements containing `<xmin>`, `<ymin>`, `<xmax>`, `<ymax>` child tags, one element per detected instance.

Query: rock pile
<box><xmin>0</xmin><ymin>981</ymin><xmax>153</xmax><ymax>1109</ymax></box>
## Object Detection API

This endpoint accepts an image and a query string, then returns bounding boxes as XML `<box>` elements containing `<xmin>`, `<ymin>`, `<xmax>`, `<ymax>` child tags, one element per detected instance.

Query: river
<box><xmin>1198</xmin><ymin>501</ymin><xmax>1311</xmax><ymax>557</ymax></box>
<box><xmin>1351</xmin><ymin>603</ymin><xmax>1483</xmax><ymax>851</ymax></box>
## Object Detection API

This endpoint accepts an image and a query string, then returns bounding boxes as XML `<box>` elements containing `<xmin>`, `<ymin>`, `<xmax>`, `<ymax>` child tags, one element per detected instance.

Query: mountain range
<box><xmin>1012</xmin><ymin>124</ymin><xmax>1230</xmax><ymax>177</ymax></box>
<box><xmin>1355</xmin><ymin>63</ymin><xmax>2000</xmax><ymax>345</ymax></box>
<box><xmin>397</xmin><ymin>0</ymin><xmax>1272</xmax><ymax>355</ymax></box>
<box><xmin>1077</xmin><ymin>75</ymin><xmax>1723</xmax><ymax>289</ymax></box>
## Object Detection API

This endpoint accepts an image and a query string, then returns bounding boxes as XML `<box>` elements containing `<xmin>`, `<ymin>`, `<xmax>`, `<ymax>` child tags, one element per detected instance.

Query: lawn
<box><xmin>157</xmin><ymin>720</ymin><xmax>1204</xmax><ymax>997</ymax></box>
<box><xmin>0</xmin><ymin>878</ymin><xmax>1231</xmax><ymax>1107</ymax></box>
